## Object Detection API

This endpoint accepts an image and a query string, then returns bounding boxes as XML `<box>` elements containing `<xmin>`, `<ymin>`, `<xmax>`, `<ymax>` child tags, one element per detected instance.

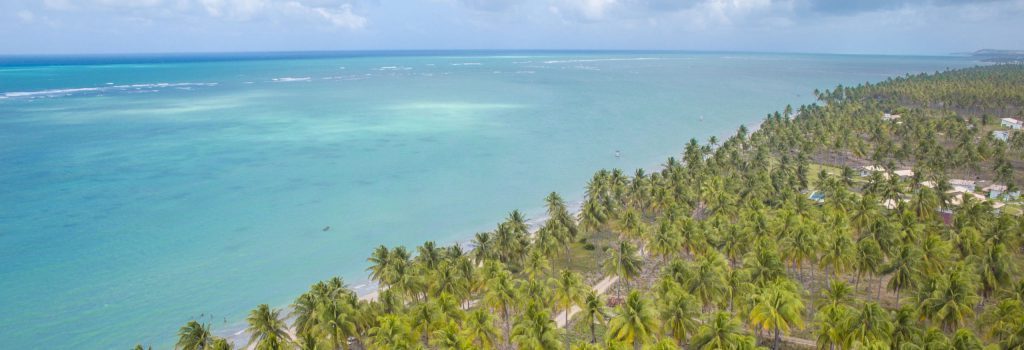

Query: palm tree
<box><xmin>659</xmin><ymin>289</ymin><xmax>700</xmax><ymax>347</ymax></box>
<box><xmin>463</xmin><ymin>309</ymin><xmax>500</xmax><ymax>349</ymax></box>
<box><xmin>368</xmin><ymin>315</ymin><xmax>418</xmax><ymax>350</ymax></box>
<box><xmin>246</xmin><ymin>304</ymin><xmax>291</xmax><ymax>350</ymax></box>
<box><xmin>748</xmin><ymin>280</ymin><xmax>805</xmax><ymax>350</ymax></box>
<box><xmin>690</xmin><ymin>312</ymin><xmax>747</xmax><ymax>350</ymax></box>
<box><xmin>890</xmin><ymin>306</ymin><xmax>920</xmax><ymax>350</ymax></box>
<box><xmin>847</xmin><ymin>302</ymin><xmax>893</xmax><ymax>346</ymax></box>
<box><xmin>819</xmin><ymin>230</ymin><xmax>854</xmax><ymax>279</ymax></box>
<box><xmin>472</xmin><ymin>232</ymin><xmax>496</xmax><ymax>264</ymax></box>
<box><xmin>950</xmin><ymin>329</ymin><xmax>984</xmax><ymax>350</ymax></box>
<box><xmin>975</xmin><ymin>243</ymin><xmax>1014</xmax><ymax>301</ymax></box>
<box><xmin>606</xmin><ymin>291</ymin><xmax>659</xmax><ymax>350</ymax></box>
<box><xmin>511</xmin><ymin>303</ymin><xmax>561</xmax><ymax>350</ymax></box>
<box><xmin>432</xmin><ymin>322</ymin><xmax>471</xmax><ymax>350</ymax></box>
<box><xmin>580</xmin><ymin>290</ymin><xmax>609</xmax><ymax>344</ymax></box>
<box><xmin>409</xmin><ymin>301</ymin><xmax>441</xmax><ymax>346</ymax></box>
<box><xmin>176</xmin><ymin>321</ymin><xmax>213</xmax><ymax>350</ymax></box>
<box><xmin>208</xmin><ymin>338</ymin><xmax>232</xmax><ymax>350</ymax></box>
<box><xmin>919</xmin><ymin>265</ymin><xmax>980</xmax><ymax>332</ymax></box>
<box><xmin>483</xmin><ymin>269</ymin><xmax>519</xmax><ymax>347</ymax></box>
<box><xmin>647</xmin><ymin>220</ymin><xmax>681</xmax><ymax>264</ymax></box>
<box><xmin>602</xmin><ymin>241</ymin><xmax>644</xmax><ymax>296</ymax></box>
<box><xmin>979</xmin><ymin>299</ymin><xmax>1023</xmax><ymax>344</ymax></box>
<box><xmin>853</xmin><ymin>238</ymin><xmax>883</xmax><ymax>292</ymax></box>
<box><xmin>882</xmin><ymin>244</ymin><xmax>920</xmax><ymax>307</ymax></box>
<box><xmin>554</xmin><ymin>270</ymin><xmax>586</xmax><ymax>327</ymax></box>
<box><xmin>316</xmin><ymin>298</ymin><xmax>358</xmax><ymax>350</ymax></box>
<box><xmin>294</xmin><ymin>332</ymin><xmax>318</xmax><ymax>350</ymax></box>
<box><xmin>814</xmin><ymin>306</ymin><xmax>851</xmax><ymax>350</ymax></box>
<box><xmin>524</xmin><ymin>248</ymin><xmax>552</xmax><ymax>281</ymax></box>
<box><xmin>685</xmin><ymin>252</ymin><xmax>729</xmax><ymax>311</ymax></box>
<box><xmin>367</xmin><ymin>245</ymin><xmax>391</xmax><ymax>283</ymax></box>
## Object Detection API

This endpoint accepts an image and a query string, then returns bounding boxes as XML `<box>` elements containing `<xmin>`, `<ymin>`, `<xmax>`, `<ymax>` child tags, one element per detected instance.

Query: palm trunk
<box><xmin>876</xmin><ymin>276</ymin><xmax>883</xmax><ymax>301</ymax></box>
<box><xmin>772</xmin><ymin>326</ymin><xmax>781</xmax><ymax>350</ymax></box>
<box><xmin>590</xmin><ymin>322</ymin><xmax>597</xmax><ymax>344</ymax></box>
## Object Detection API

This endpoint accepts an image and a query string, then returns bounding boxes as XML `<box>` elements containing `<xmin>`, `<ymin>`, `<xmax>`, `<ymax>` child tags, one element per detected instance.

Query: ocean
<box><xmin>0</xmin><ymin>51</ymin><xmax>974</xmax><ymax>349</ymax></box>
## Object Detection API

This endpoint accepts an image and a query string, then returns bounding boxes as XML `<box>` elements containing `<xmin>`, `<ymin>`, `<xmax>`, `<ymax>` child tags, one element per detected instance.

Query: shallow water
<box><xmin>0</xmin><ymin>51</ymin><xmax>973</xmax><ymax>349</ymax></box>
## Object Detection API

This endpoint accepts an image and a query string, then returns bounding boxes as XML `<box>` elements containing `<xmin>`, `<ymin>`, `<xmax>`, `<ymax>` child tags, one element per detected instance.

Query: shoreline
<box><xmin>216</xmin><ymin>121</ymin><xmax>757</xmax><ymax>347</ymax></box>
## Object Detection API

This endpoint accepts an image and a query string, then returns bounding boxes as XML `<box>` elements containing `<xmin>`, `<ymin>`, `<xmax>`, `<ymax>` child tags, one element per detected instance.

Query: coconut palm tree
<box><xmin>882</xmin><ymin>244</ymin><xmax>920</xmax><ymax>307</ymax></box>
<box><xmin>853</xmin><ymin>238</ymin><xmax>883</xmax><ymax>292</ymax></box>
<box><xmin>658</xmin><ymin>289</ymin><xmax>700</xmax><ymax>347</ymax></box>
<box><xmin>511</xmin><ymin>303</ymin><xmax>561</xmax><ymax>350</ymax></box>
<box><xmin>463</xmin><ymin>309</ymin><xmax>500</xmax><ymax>349</ymax></box>
<box><xmin>602</xmin><ymin>241</ymin><xmax>644</xmax><ymax>296</ymax></box>
<box><xmin>367</xmin><ymin>245</ymin><xmax>391</xmax><ymax>284</ymax></box>
<box><xmin>554</xmin><ymin>270</ymin><xmax>586</xmax><ymax>327</ymax></box>
<box><xmin>580</xmin><ymin>290</ymin><xmax>609</xmax><ymax>344</ymax></box>
<box><xmin>647</xmin><ymin>220</ymin><xmax>681</xmax><ymax>264</ymax></box>
<box><xmin>483</xmin><ymin>269</ymin><xmax>519</xmax><ymax>347</ymax></box>
<box><xmin>847</xmin><ymin>302</ymin><xmax>893</xmax><ymax>346</ymax></box>
<box><xmin>176</xmin><ymin>321</ymin><xmax>213</xmax><ymax>350</ymax></box>
<box><xmin>368</xmin><ymin>315</ymin><xmax>418</xmax><ymax>350</ymax></box>
<box><xmin>748</xmin><ymin>280</ymin><xmax>805</xmax><ymax>350</ymax></box>
<box><xmin>316</xmin><ymin>298</ymin><xmax>358</xmax><ymax>350</ymax></box>
<box><xmin>606</xmin><ymin>291</ymin><xmax>659</xmax><ymax>350</ymax></box>
<box><xmin>685</xmin><ymin>252</ymin><xmax>729</xmax><ymax>311</ymax></box>
<box><xmin>918</xmin><ymin>265</ymin><xmax>980</xmax><ymax>332</ymax></box>
<box><xmin>690</xmin><ymin>312</ymin><xmax>747</xmax><ymax>350</ymax></box>
<box><xmin>409</xmin><ymin>301</ymin><xmax>441</xmax><ymax>346</ymax></box>
<box><xmin>814</xmin><ymin>306</ymin><xmax>851</xmax><ymax>350</ymax></box>
<box><xmin>431</xmin><ymin>322</ymin><xmax>471</xmax><ymax>350</ymax></box>
<box><xmin>979</xmin><ymin>299</ymin><xmax>1024</xmax><ymax>344</ymax></box>
<box><xmin>246</xmin><ymin>304</ymin><xmax>291</xmax><ymax>350</ymax></box>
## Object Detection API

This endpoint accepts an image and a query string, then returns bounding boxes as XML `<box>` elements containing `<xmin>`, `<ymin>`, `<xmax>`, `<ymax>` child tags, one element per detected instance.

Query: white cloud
<box><xmin>95</xmin><ymin>0</ymin><xmax>165</xmax><ymax>7</ymax></box>
<box><xmin>281</xmin><ymin>1</ymin><xmax>367</xmax><ymax>29</ymax></box>
<box><xmin>199</xmin><ymin>0</ymin><xmax>268</xmax><ymax>19</ymax></box>
<box><xmin>313</xmin><ymin>5</ymin><xmax>367</xmax><ymax>29</ymax></box>
<box><xmin>551</xmin><ymin>0</ymin><xmax>619</xmax><ymax>20</ymax></box>
<box><xmin>43</xmin><ymin>0</ymin><xmax>77</xmax><ymax>10</ymax></box>
<box><xmin>17</xmin><ymin>10</ymin><xmax>36</xmax><ymax>23</ymax></box>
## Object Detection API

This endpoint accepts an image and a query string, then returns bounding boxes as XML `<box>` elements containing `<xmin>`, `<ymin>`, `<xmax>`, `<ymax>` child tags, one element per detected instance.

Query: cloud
<box><xmin>198</xmin><ymin>0</ymin><xmax>268</xmax><ymax>19</ymax></box>
<box><xmin>17</xmin><ymin>10</ymin><xmax>35</xmax><ymax>22</ymax></box>
<box><xmin>282</xmin><ymin>1</ymin><xmax>367</xmax><ymax>29</ymax></box>
<box><xmin>803</xmin><ymin>0</ymin><xmax>1008</xmax><ymax>15</ymax></box>
<box><xmin>456</xmin><ymin>0</ymin><xmax>520</xmax><ymax>12</ymax></box>
<box><xmin>43</xmin><ymin>0</ymin><xmax>77</xmax><ymax>10</ymax></box>
<box><xmin>551</xmin><ymin>0</ymin><xmax>619</xmax><ymax>20</ymax></box>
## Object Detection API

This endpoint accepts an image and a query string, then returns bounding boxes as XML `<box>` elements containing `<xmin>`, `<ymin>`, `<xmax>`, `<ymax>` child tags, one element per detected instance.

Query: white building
<box><xmin>983</xmin><ymin>184</ymin><xmax>1021</xmax><ymax>200</ymax></box>
<box><xmin>860</xmin><ymin>165</ymin><xmax>886</xmax><ymax>177</ymax></box>
<box><xmin>950</xmin><ymin>179</ymin><xmax>977</xmax><ymax>192</ymax></box>
<box><xmin>882</xmin><ymin>113</ymin><xmax>902</xmax><ymax>121</ymax></box>
<box><xmin>893</xmin><ymin>169</ymin><xmax>914</xmax><ymax>178</ymax></box>
<box><xmin>1002</xmin><ymin>117</ymin><xmax>1023</xmax><ymax>130</ymax></box>
<box><xmin>994</xmin><ymin>130</ymin><xmax>1010</xmax><ymax>142</ymax></box>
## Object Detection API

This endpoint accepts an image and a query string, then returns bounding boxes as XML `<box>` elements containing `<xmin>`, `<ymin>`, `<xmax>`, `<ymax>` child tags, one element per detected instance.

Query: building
<box><xmin>860</xmin><ymin>165</ymin><xmax>886</xmax><ymax>177</ymax></box>
<box><xmin>920</xmin><ymin>181</ymin><xmax>937</xmax><ymax>189</ymax></box>
<box><xmin>808</xmin><ymin>191</ymin><xmax>825</xmax><ymax>204</ymax></box>
<box><xmin>994</xmin><ymin>130</ymin><xmax>1010</xmax><ymax>142</ymax></box>
<box><xmin>882</xmin><ymin>113</ymin><xmax>901</xmax><ymax>121</ymax></box>
<box><xmin>949</xmin><ymin>179</ymin><xmax>976</xmax><ymax>192</ymax></box>
<box><xmin>983</xmin><ymin>184</ymin><xmax>1021</xmax><ymax>200</ymax></box>
<box><xmin>893</xmin><ymin>169</ymin><xmax>914</xmax><ymax>178</ymax></box>
<box><xmin>1002</xmin><ymin>117</ymin><xmax>1023</xmax><ymax>129</ymax></box>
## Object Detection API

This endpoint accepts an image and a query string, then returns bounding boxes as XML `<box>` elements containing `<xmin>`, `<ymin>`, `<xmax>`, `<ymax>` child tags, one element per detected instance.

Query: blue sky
<box><xmin>2</xmin><ymin>0</ymin><xmax>1023</xmax><ymax>55</ymax></box>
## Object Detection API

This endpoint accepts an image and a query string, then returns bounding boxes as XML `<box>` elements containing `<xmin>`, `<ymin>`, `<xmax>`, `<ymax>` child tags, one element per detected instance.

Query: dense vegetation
<box><xmin>151</xmin><ymin>64</ymin><xmax>1024</xmax><ymax>350</ymax></box>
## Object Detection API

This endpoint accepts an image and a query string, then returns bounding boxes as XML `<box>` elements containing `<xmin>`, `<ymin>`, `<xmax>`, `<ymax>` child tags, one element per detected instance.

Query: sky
<box><xmin>2</xmin><ymin>0</ymin><xmax>1023</xmax><ymax>55</ymax></box>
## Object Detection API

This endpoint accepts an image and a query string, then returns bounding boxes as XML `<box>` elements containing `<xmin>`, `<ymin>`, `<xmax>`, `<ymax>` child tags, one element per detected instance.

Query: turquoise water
<box><xmin>0</xmin><ymin>51</ymin><xmax>973</xmax><ymax>349</ymax></box>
